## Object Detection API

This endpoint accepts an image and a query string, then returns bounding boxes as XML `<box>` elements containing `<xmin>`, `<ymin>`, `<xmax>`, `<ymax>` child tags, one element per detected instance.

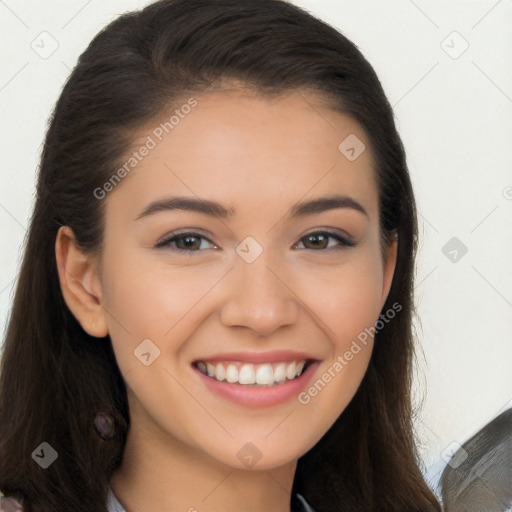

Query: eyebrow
<box><xmin>134</xmin><ymin>194</ymin><xmax>369</xmax><ymax>221</ymax></box>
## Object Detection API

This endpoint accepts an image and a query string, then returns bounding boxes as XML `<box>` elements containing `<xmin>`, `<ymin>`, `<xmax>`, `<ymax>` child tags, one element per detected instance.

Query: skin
<box><xmin>56</xmin><ymin>87</ymin><xmax>397</xmax><ymax>512</ymax></box>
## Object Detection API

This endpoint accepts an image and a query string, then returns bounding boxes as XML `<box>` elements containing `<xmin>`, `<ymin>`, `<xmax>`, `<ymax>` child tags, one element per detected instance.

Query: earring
<box><xmin>93</xmin><ymin>412</ymin><xmax>116</xmax><ymax>441</ymax></box>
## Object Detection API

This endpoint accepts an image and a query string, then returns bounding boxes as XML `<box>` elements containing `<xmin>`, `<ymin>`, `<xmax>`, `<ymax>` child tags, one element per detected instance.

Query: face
<box><xmin>86</xmin><ymin>88</ymin><xmax>396</xmax><ymax>470</ymax></box>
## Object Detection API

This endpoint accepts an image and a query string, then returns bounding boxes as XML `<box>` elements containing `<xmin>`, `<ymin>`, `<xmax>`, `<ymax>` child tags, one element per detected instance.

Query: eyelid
<box><xmin>154</xmin><ymin>228</ymin><xmax>356</xmax><ymax>252</ymax></box>
<box><xmin>154</xmin><ymin>230</ymin><xmax>217</xmax><ymax>250</ymax></box>
<box><xmin>293</xmin><ymin>229</ymin><xmax>355</xmax><ymax>249</ymax></box>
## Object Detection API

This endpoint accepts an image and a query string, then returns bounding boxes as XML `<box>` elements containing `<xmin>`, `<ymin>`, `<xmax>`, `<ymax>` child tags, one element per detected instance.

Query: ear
<box><xmin>380</xmin><ymin>235</ymin><xmax>398</xmax><ymax>308</ymax></box>
<box><xmin>55</xmin><ymin>226</ymin><xmax>109</xmax><ymax>338</ymax></box>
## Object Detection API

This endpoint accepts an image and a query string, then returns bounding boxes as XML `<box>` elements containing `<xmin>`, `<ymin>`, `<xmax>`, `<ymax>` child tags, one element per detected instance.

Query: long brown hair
<box><xmin>0</xmin><ymin>1</ymin><xmax>441</xmax><ymax>510</ymax></box>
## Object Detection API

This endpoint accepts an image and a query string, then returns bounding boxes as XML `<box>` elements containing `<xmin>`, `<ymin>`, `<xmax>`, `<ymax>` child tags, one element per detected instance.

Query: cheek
<box><xmin>298</xmin><ymin>254</ymin><xmax>385</xmax><ymax>348</ymax></box>
<box><xmin>292</xmin><ymin>261</ymin><xmax>383</xmax><ymax>440</ymax></box>
<box><xmin>99</xmin><ymin>248</ymin><xmax>227</xmax><ymax>363</ymax></box>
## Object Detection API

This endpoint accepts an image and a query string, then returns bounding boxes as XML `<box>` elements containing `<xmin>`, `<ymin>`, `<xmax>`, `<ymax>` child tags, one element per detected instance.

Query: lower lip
<box><xmin>193</xmin><ymin>362</ymin><xmax>319</xmax><ymax>408</ymax></box>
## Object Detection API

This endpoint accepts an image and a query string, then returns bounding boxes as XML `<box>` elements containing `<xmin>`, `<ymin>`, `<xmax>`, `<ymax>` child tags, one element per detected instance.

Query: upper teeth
<box><xmin>195</xmin><ymin>360</ymin><xmax>307</xmax><ymax>386</ymax></box>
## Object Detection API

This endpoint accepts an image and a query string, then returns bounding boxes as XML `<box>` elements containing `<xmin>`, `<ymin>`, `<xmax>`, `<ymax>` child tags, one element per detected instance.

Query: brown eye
<box><xmin>175</xmin><ymin>234</ymin><xmax>202</xmax><ymax>250</ymax></box>
<box><xmin>155</xmin><ymin>232</ymin><xmax>217</xmax><ymax>252</ymax></box>
<box><xmin>303</xmin><ymin>233</ymin><xmax>329</xmax><ymax>250</ymax></box>
<box><xmin>295</xmin><ymin>231</ymin><xmax>355</xmax><ymax>251</ymax></box>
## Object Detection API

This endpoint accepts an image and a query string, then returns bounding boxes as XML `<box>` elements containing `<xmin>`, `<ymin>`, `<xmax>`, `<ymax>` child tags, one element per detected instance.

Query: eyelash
<box><xmin>154</xmin><ymin>230</ymin><xmax>356</xmax><ymax>253</ymax></box>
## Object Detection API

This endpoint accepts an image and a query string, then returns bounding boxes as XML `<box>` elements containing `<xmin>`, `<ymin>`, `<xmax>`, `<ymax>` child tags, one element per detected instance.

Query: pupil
<box><xmin>183</xmin><ymin>236</ymin><xmax>198</xmax><ymax>249</ymax></box>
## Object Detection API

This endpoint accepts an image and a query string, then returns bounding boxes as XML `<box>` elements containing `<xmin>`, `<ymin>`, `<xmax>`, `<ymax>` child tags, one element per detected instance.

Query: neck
<box><xmin>109</xmin><ymin>396</ymin><xmax>297</xmax><ymax>512</ymax></box>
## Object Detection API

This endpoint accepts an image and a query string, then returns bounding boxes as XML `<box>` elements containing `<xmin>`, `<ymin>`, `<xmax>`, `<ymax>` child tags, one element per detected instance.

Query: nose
<box><xmin>218</xmin><ymin>250</ymin><xmax>300</xmax><ymax>337</ymax></box>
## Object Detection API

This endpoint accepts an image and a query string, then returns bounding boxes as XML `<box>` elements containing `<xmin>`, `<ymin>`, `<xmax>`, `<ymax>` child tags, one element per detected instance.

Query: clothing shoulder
<box><xmin>2</xmin><ymin>488</ymin><xmax>121</xmax><ymax>512</ymax></box>
<box><xmin>0</xmin><ymin>493</ymin><xmax>23</xmax><ymax>512</ymax></box>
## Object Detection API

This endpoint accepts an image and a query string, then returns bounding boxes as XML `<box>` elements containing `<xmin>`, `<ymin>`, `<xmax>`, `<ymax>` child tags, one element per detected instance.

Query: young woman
<box><xmin>0</xmin><ymin>1</ymin><xmax>442</xmax><ymax>511</ymax></box>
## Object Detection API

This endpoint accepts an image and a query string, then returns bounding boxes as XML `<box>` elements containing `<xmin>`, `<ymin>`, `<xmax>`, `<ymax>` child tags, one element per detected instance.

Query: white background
<box><xmin>1</xmin><ymin>0</ymin><xmax>511</xmax><ymax>498</ymax></box>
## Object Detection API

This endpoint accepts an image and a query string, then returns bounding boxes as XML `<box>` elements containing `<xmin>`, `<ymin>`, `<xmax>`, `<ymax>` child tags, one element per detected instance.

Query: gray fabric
<box><xmin>295</xmin><ymin>492</ymin><xmax>317</xmax><ymax>512</ymax></box>
<box><xmin>441</xmin><ymin>408</ymin><xmax>512</xmax><ymax>511</ymax></box>
<box><xmin>106</xmin><ymin>487</ymin><xmax>127</xmax><ymax>512</ymax></box>
<box><xmin>107</xmin><ymin>485</ymin><xmax>317</xmax><ymax>512</ymax></box>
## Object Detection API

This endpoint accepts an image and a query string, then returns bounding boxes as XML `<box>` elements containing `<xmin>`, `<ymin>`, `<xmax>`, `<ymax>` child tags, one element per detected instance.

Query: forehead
<box><xmin>106</xmin><ymin>88</ymin><xmax>378</xmax><ymax>221</ymax></box>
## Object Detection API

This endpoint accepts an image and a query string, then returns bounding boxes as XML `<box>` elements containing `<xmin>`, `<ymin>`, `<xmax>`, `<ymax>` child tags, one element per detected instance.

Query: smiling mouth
<box><xmin>192</xmin><ymin>359</ymin><xmax>313</xmax><ymax>386</ymax></box>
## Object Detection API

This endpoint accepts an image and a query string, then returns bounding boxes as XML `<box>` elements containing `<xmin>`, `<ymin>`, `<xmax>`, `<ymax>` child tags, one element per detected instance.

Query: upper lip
<box><xmin>193</xmin><ymin>350</ymin><xmax>318</xmax><ymax>365</ymax></box>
